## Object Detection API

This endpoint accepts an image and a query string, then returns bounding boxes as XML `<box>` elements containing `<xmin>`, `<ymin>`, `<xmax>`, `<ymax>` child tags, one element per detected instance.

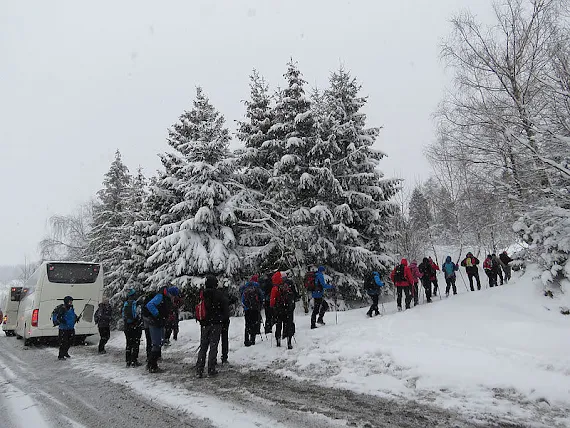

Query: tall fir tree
<box><xmin>87</xmin><ymin>150</ymin><xmax>133</xmax><ymax>297</ymax></box>
<box><xmin>313</xmin><ymin>67</ymin><xmax>399</xmax><ymax>297</ymax></box>
<box><xmin>146</xmin><ymin>87</ymin><xmax>240</xmax><ymax>290</ymax></box>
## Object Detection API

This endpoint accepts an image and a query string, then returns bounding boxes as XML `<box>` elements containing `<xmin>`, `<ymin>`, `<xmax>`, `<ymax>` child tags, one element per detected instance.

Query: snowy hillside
<box><xmin>106</xmin><ymin>265</ymin><xmax>570</xmax><ymax>427</ymax></box>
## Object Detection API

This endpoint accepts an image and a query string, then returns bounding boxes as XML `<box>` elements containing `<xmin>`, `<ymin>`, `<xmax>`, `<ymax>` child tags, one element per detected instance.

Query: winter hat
<box><xmin>63</xmin><ymin>296</ymin><xmax>73</xmax><ymax>305</ymax></box>
<box><xmin>205</xmin><ymin>275</ymin><xmax>218</xmax><ymax>289</ymax></box>
<box><xmin>422</xmin><ymin>257</ymin><xmax>429</xmax><ymax>264</ymax></box>
<box><xmin>127</xmin><ymin>289</ymin><xmax>136</xmax><ymax>297</ymax></box>
<box><xmin>250</xmin><ymin>274</ymin><xmax>259</xmax><ymax>283</ymax></box>
<box><xmin>318</xmin><ymin>266</ymin><xmax>326</xmax><ymax>272</ymax></box>
<box><xmin>167</xmin><ymin>287</ymin><xmax>180</xmax><ymax>297</ymax></box>
<box><xmin>271</xmin><ymin>271</ymin><xmax>283</xmax><ymax>286</ymax></box>
<box><xmin>466</xmin><ymin>252</ymin><xmax>473</xmax><ymax>257</ymax></box>
<box><xmin>411</xmin><ymin>260</ymin><xmax>417</xmax><ymax>265</ymax></box>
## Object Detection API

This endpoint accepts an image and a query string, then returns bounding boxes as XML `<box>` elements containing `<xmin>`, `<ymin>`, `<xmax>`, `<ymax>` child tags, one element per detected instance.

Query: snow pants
<box><xmin>274</xmin><ymin>306</ymin><xmax>294</xmax><ymax>347</ymax></box>
<box><xmin>98</xmin><ymin>326</ymin><xmax>110</xmax><ymax>352</ymax></box>
<box><xmin>445</xmin><ymin>277</ymin><xmax>457</xmax><ymax>295</ymax></box>
<box><xmin>486</xmin><ymin>271</ymin><xmax>498</xmax><ymax>287</ymax></box>
<box><xmin>58</xmin><ymin>329</ymin><xmax>74</xmax><ymax>358</ymax></box>
<box><xmin>412</xmin><ymin>282</ymin><xmax>419</xmax><ymax>305</ymax></box>
<box><xmin>467</xmin><ymin>272</ymin><xmax>481</xmax><ymax>291</ymax></box>
<box><xmin>502</xmin><ymin>265</ymin><xmax>512</xmax><ymax>282</ymax></box>
<box><xmin>396</xmin><ymin>286</ymin><xmax>412</xmax><ymax>309</ymax></box>
<box><xmin>264</xmin><ymin>303</ymin><xmax>274</xmax><ymax>334</ymax></box>
<box><xmin>124</xmin><ymin>326</ymin><xmax>142</xmax><ymax>364</ymax></box>
<box><xmin>221</xmin><ymin>319</ymin><xmax>230</xmax><ymax>362</ymax></box>
<box><xmin>311</xmin><ymin>298</ymin><xmax>329</xmax><ymax>325</ymax></box>
<box><xmin>431</xmin><ymin>278</ymin><xmax>439</xmax><ymax>295</ymax></box>
<box><xmin>367</xmin><ymin>294</ymin><xmax>380</xmax><ymax>315</ymax></box>
<box><xmin>148</xmin><ymin>325</ymin><xmax>164</xmax><ymax>370</ymax></box>
<box><xmin>196</xmin><ymin>324</ymin><xmax>222</xmax><ymax>375</ymax></box>
<box><xmin>244</xmin><ymin>310</ymin><xmax>260</xmax><ymax>346</ymax></box>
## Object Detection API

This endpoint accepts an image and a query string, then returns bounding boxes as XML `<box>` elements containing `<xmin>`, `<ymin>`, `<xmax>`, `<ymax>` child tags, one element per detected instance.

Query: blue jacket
<box><xmin>146</xmin><ymin>293</ymin><xmax>163</xmax><ymax>318</ymax></box>
<box><xmin>312</xmin><ymin>268</ymin><xmax>333</xmax><ymax>299</ymax></box>
<box><xmin>366</xmin><ymin>272</ymin><xmax>385</xmax><ymax>296</ymax></box>
<box><xmin>240</xmin><ymin>281</ymin><xmax>264</xmax><ymax>310</ymax></box>
<box><xmin>59</xmin><ymin>307</ymin><xmax>77</xmax><ymax>330</ymax></box>
<box><xmin>442</xmin><ymin>256</ymin><xmax>459</xmax><ymax>279</ymax></box>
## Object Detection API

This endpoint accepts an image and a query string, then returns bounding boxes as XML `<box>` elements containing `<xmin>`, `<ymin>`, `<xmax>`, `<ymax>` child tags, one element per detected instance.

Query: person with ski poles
<box><xmin>418</xmin><ymin>258</ymin><xmax>435</xmax><ymax>303</ymax></box>
<box><xmin>461</xmin><ymin>252</ymin><xmax>481</xmax><ymax>291</ymax></box>
<box><xmin>240</xmin><ymin>274</ymin><xmax>264</xmax><ymax>347</ymax></box>
<box><xmin>409</xmin><ymin>260</ymin><xmax>422</xmax><ymax>306</ymax></box>
<box><xmin>428</xmin><ymin>257</ymin><xmax>440</xmax><ymax>296</ymax></box>
<box><xmin>364</xmin><ymin>271</ymin><xmax>385</xmax><ymax>316</ymax></box>
<box><xmin>483</xmin><ymin>255</ymin><xmax>499</xmax><ymax>287</ymax></box>
<box><xmin>310</xmin><ymin>266</ymin><xmax>334</xmax><ymax>329</ymax></box>
<box><xmin>499</xmin><ymin>251</ymin><xmax>513</xmax><ymax>283</ymax></box>
<box><xmin>390</xmin><ymin>259</ymin><xmax>415</xmax><ymax>310</ymax></box>
<box><xmin>270</xmin><ymin>271</ymin><xmax>298</xmax><ymax>349</ymax></box>
<box><xmin>441</xmin><ymin>256</ymin><xmax>459</xmax><ymax>296</ymax></box>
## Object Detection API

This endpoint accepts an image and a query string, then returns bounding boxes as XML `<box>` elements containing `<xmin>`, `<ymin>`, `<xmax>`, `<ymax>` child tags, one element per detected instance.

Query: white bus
<box><xmin>2</xmin><ymin>286</ymin><xmax>26</xmax><ymax>336</ymax></box>
<box><xmin>16</xmin><ymin>261</ymin><xmax>104</xmax><ymax>345</ymax></box>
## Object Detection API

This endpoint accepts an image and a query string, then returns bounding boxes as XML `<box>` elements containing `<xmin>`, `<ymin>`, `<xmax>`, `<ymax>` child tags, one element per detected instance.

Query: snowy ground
<box><xmin>108</xmin><ymin>262</ymin><xmax>569</xmax><ymax>428</ymax></box>
<box><xmin>1</xmin><ymin>263</ymin><xmax>568</xmax><ymax>427</ymax></box>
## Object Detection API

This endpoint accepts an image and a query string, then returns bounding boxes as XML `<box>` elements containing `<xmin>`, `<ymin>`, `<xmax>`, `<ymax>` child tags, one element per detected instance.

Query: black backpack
<box><xmin>394</xmin><ymin>264</ymin><xmax>406</xmax><ymax>282</ymax></box>
<box><xmin>243</xmin><ymin>286</ymin><xmax>261</xmax><ymax>311</ymax></box>
<box><xmin>51</xmin><ymin>304</ymin><xmax>65</xmax><ymax>326</ymax></box>
<box><xmin>364</xmin><ymin>272</ymin><xmax>376</xmax><ymax>291</ymax></box>
<box><xmin>141</xmin><ymin>293</ymin><xmax>154</xmax><ymax>318</ymax></box>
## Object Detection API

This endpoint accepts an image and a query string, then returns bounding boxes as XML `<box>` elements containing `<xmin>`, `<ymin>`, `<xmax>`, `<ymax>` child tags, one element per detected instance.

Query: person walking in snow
<box><xmin>270</xmin><ymin>271</ymin><xmax>297</xmax><ymax>349</ymax></box>
<box><xmin>461</xmin><ymin>252</ymin><xmax>481</xmax><ymax>291</ymax></box>
<box><xmin>364</xmin><ymin>271</ymin><xmax>385</xmax><ymax>316</ymax></box>
<box><xmin>123</xmin><ymin>289</ymin><xmax>143</xmax><ymax>367</ymax></box>
<box><xmin>390</xmin><ymin>259</ymin><xmax>415</xmax><ymax>310</ymax></box>
<box><xmin>145</xmin><ymin>286</ymin><xmax>179</xmax><ymax>373</ymax></box>
<box><xmin>428</xmin><ymin>257</ymin><xmax>440</xmax><ymax>296</ymax></box>
<box><xmin>260</xmin><ymin>271</ymin><xmax>274</xmax><ymax>334</ymax></box>
<box><xmin>196</xmin><ymin>275</ymin><xmax>229</xmax><ymax>378</ymax></box>
<box><xmin>499</xmin><ymin>251</ymin><xmax>513</xmax><ymax>283</ymax></box>
<box><xmin>240</xmin><ymin>275</ymin><xmax>264</xmax><ymax>347</ymax></box>
<box><xmin>164</xmin><ymin>294</ymin><xmax>182</xmax><ymax>346</ymax></box>
<box><xmin>441</xmin><ymin>256</ymin><xmax>459</xmax><ymax>296</ymax></box>
<box><xmin>418</xmin><ymin>258</ymin><xmax>435</xmax><ymax>303</ymax></box>
<box><xmin>492</xmin><ymin>254</ymin><xmax>505</xmax><ymax>285</ymax></box>
<box><xmin>310</xmin><ymin>266</ymin><xmax>334</xmax><ymax>329</ymax></box>
<box><xmin>220</xmin><ymin>283</ymin><xmax>235</xmax><ymax>365</ymax></box>
<box><xmin>53</xmin><ymin>296</ymin><xmax>81</xmax><ymax>360</ymax></box>
<box><xmin>409</xmin><ymin>260</ymin><xmax>422</xmax><ymax>306</ymax></box>
<box><xmin>94</xmin><ymin>297</ymin><xmax>112</xmax><ymax>354</ymax></box>
<box><xmin>483</xmin><ymin>255</ymin><xmax>499</xmax><ymax>288</ymax></box>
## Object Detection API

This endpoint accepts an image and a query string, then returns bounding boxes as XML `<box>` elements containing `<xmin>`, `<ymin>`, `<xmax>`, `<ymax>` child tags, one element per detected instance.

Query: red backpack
<box><xmin>304</xmin><ymin>271</ymin><xmax>316</xmax><ymax>291</ymax></box>
<box><xmin>195</xmin><ymin>289</ymin><xmax>207</xmax><ymax>321</ymax></box>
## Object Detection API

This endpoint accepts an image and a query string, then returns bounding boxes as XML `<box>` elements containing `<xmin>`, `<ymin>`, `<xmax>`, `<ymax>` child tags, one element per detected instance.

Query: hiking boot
<box><xmin>366</xmin><ymin>311</ymin><xmax>372</xmax><ymax>317</ymax></box>
<box><xmin>397</xmin><ymin>306</ymin><xmax>402</xmax><ymax>312</ymax></box>
<box><xmin>131</xmin><ymin>361</ymin><xmax>142</xmax><ymax>367</ymax></box>
<box><xmin>287</xmin><ymin>339</ymin><xmax>293</xmax><ymax>350</ymax></box>
<box><xmin>208</xmin><ymin>369</ymin><xmax>219</xmax><ymax>377</ymax></box>
<box><xmin>276</xmin><ymin>338</ymin><xmax>281</xmax><ymax>347</ymax></box>
<box><xmin>317</xmin><ymin>318</ymin><xmax>325</xmax><ymax>325</ymax></box>
<box><xmin>374</xmin><ymin>311</ymin><xmax>380</xmax><ymax>316</ymax></box>
<box><xmin>244</xmin><ymin>341</ymin><xmax>251</xmax><ymax>347</ymax></box>
<box><xmin>221</xmin><ymin>358</ymin><xmax>228</xmax><ymax>365</ymax></box>
<box><xmin>149</xmin><ymin>366</ymin><xmax>163</xmax><ymax>374</ymax></box>
<box><xmin>126</xmin><ymin>362</ymin><xmax>132</xmax><ymax>368</ymax></box>
<box><xmin>196</xmin><ymin>371</ymin><xmax>204</xmax><ymax>379</ymax></box>
<box><xmin>427</xmin><ymin>299</ymin><xmax>432</xmax><ymax>303</ymax></box>
<box><xmin>446</xmin><ymin>292</ymin><xmax>449</xmax><ymax>297</ymax></box>
<box><xmin>310</xmin><ymin>324</ymin><xmax>317</xmax><ymax>329</ymax></box>
<box><xmin>64</xmin><ymin>354</ymin><xmax>71</xmax><ymax>358</ymax></box>
<box><xmin>98</xmin><ymin>349</ymin><xmax>106</xmax><ymax>354</ymax></box>
<box><xmin>58</xmin><ymin>356</ymin><xmax>66</xmax><ymax>361</ymax></box>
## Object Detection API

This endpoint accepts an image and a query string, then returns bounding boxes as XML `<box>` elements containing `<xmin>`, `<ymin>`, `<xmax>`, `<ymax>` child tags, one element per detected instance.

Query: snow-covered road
<box><xmin>0</xmin><ymin>334</ymin><xmax>484</xmax><ymax>428</ymax></box>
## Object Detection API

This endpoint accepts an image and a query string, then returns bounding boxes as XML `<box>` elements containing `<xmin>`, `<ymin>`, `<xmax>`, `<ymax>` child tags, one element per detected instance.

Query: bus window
<box><xmin>46</xmin><ymin>263</ymin><xmax>101</xmax><ymax>284</ymax></box>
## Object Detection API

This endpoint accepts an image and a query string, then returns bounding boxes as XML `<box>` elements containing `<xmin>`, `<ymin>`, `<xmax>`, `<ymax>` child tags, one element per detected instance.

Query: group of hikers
<box><xmin>386</xmin><ymin>251</ymin><xmax>514</xmax><ymax>310</ymax></box>
<box><xmin>51</xmin><ymin>252</ymin><xmax>513</xmax><ymax>377</ymax></box>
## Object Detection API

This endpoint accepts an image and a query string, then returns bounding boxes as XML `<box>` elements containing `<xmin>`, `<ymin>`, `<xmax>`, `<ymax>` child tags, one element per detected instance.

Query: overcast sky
<box><xmin>0</xmin><ymin>0</ymin><xmax>495</xmax><ymax>266</ymax></box>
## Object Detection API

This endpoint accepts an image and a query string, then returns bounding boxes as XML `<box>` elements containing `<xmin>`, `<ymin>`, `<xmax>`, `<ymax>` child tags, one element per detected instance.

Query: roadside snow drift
<box><xmin>108</xmin><ymin>265</ymin><xmax>570</xmax><ymax>427</ymax></box>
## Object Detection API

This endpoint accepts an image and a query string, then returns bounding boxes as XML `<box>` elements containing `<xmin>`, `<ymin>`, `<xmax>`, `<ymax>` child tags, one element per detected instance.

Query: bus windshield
<box><xmin>46</xmin><ymin>263</ymin><xmax>101</xmax><ymax>284</ymax></box>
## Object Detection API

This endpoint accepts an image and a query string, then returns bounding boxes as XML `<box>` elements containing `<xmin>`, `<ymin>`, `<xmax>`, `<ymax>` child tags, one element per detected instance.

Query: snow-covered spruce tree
<box><xmin>146</xmin><ymin>87</ymin><xmax>240</xmax><ymax>291</ymax></box>
<box><xmin>408</xmin><ymin>186</ymin><xmax>433</xmax><ymax>245</ymax></box>
<box><xmin>315</xmin><ymin>67</ymin><xmax>399</xmax><ymax>298</ymax></box>
<box><xmin>86</xmin><ymin>150</ymin><xmax>132</xmax><ymax>297</ymax></box>
<box><xmin>234</xmin><ymin>70</ymin><xmax>280</xmax><ymax>273</ymax></box>
<box><xmin>114</xmin><ymin>167</ymin><xmax>148</xmax><ymax>297</ymax></box>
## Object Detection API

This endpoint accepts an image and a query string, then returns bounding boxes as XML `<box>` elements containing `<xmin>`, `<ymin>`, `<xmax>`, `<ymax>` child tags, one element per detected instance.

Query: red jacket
<box><xmin>390</xmin><ymin>259</ymin><xmax>415</xmax><ymax>287</ymax></box>
<box><xmin>429</xmin><ymin>259</ymin><xmax>440</xmax><ymax>281</ymax></box>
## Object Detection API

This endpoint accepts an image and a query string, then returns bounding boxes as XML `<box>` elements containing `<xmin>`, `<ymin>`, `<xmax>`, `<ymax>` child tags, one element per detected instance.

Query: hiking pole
<box><xmin>458</xmin><ymin>270</ymin><xmax>469</xmax><ymax>292</ymax></box>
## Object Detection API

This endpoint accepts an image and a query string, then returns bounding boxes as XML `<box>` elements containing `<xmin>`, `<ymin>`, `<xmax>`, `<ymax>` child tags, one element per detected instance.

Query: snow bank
<box><xmin>139</xmin><ymin>265</ymin><xmax>570</xmax><ymax>426</ymax></box>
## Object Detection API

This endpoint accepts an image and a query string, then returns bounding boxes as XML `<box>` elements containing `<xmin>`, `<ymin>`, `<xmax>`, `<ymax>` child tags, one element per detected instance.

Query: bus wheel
<box><xmin>24</xmin><ymin>338</ymin><xmax>31</xmax><ymax>346</ymax></box>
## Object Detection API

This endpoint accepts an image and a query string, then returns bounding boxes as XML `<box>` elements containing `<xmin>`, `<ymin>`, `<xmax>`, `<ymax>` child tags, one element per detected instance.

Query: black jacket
<box><xmin>201</xmin><ymin>288</ymin><xmax>229</xmax><ymax>326</ymax></box>
<box><xmin>94</xmin><ymin>303</ymin><xmax>113</xmax><ymax>328</ymax></box>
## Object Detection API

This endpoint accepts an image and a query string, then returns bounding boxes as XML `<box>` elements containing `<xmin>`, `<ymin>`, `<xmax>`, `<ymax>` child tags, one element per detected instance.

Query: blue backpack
<box><xmin>373</xmin><ymin>272</ymin><xmax>384</xmax><ymax>287</ymax></box>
